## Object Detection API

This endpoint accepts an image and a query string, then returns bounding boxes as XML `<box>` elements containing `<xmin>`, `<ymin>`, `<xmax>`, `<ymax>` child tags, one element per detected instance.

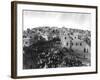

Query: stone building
<box><xmin>59</xmin><ymin>29</ymin><xmax>90</xmax><ymax>54</ymax></box>
<box><xmin>59</xmin><ymin>28</ymin><xmax>71</xmax><ymax>49</ymax></box>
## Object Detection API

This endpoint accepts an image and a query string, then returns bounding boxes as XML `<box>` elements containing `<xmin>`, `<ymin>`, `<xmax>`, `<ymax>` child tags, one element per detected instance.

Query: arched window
<box><xmin>80</xmin><ymin>43</ymin><xmax>82</xmax><ymax>46</ymax></box>
<box><xmin>66</xmin><ymin>42</ymin><xmax>68</xmax><ymax>46</ymax></box>
<box><xmin>84</xmin><ymin>48</ymin><xmax>86</xmax><ymax>53</ymax></box>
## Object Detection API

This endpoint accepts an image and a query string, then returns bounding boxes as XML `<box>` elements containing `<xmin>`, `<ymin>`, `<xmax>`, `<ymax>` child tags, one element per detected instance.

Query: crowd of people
<box><xmin>23</xmin><ymin>38</ymin><xmax>83</xmax><ymax>69</ymax></box>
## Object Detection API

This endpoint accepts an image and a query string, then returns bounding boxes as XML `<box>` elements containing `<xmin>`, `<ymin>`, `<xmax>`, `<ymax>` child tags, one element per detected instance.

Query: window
<box><xmin>66</xmin><ymin>42</ymin><xmax>68</xmax><ymax>46</ymax></box>
<box><xmin>84</xmin><ymin>48</ymin><xmax>86</xmax><ymax>53</ymax></box>
<box><xmin>30</xmin><ymin>36</ymin><xmax>32</xmax><ymax>38</ymax></box>
<box><xmin>23</xmin><ymin>35</ymin><xmax>27</xmax><ymax>38</ymax></box>
<box><xmin>80</xmin><ymin>43</ymin><xmax>82</xmax><ymax>46</ymax></box>
<box><xmin>25</xmin><ymin>42</ymin><xmax>28</xmax><ymax>44</ymax></box>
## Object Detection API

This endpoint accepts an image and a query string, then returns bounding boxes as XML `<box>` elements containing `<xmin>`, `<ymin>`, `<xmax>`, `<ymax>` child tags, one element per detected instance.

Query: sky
<box><xmin>23</xmin><ymin>10</ymin><xmax>91</xmax><ymax>31</ymax></box>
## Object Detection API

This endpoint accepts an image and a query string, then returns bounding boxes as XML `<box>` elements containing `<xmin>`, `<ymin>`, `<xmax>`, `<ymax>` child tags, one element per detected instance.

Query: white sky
<box><xmin>23</xmin><ymin>10</ymin><xmax>91</xmax><ymax>30</ymax></box>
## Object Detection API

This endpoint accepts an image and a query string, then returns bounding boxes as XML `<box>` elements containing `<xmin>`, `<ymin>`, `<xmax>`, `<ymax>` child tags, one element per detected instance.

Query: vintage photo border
<box><xmin>11</xmin><ymin>1</ymin><xmax>98</xmax><ymax>79</ymax></box>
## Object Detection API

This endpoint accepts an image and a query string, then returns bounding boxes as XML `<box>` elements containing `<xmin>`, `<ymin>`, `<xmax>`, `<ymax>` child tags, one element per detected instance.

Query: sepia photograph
<box><xmin>11</xmin><ymin>1</ymin><xmax>97</xmax><ymax>78</ymax></box>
